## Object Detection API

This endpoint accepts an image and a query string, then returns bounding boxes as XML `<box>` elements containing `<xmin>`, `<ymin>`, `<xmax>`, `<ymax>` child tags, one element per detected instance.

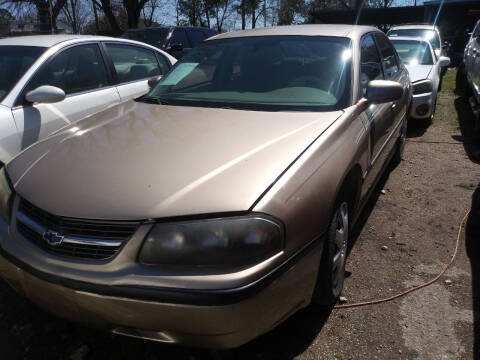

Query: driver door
<box><xmin>11</xmin><ymin>43</ymin><xmax>120</xmax><ymax>150</ymax></box>
<box><xmin>359</xmin><ymin>34</ymin><xmax>393</xmax><ymax>197</ymax></box>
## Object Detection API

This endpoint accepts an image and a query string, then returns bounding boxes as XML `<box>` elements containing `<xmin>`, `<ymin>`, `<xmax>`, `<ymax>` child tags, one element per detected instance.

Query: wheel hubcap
<box><xmin>332</xmin><ymin>202</ymin><xmax>348</xmax><ymax>293</ymax></box>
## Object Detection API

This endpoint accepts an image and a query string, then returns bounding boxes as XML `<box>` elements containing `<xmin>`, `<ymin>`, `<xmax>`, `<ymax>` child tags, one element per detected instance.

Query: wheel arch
<box><xmin>334</xmin><ymin>163</ymin><xmax>364</xmax><ymax>226</ymax></box>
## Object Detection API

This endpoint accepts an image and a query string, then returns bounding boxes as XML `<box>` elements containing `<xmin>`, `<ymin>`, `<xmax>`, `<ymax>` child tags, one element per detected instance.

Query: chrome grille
<box><xmin>16</xmin><ymin>198</ymin><xmax>140</xmax><ymax>260</ymax></box>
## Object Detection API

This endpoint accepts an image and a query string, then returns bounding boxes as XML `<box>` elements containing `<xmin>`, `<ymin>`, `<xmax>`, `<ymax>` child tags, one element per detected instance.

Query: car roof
<box><xmin>389</xmin><ymin>24</ymin><xmax>439</xmax><ymax>31</ymax></box>
<box><xmin>209</xmin><ymin>24</ymin><xmax>380</xmax><ymax>41</ymax></box>
<box><xmin>125</xmin><ymin>26</ymin><xmax>214</xmax><ymax>32</ymax></box>
<box><xmin>0</xmin><ymin>35</ymin><xmax>117</xmax><ymax>47</ymax></box>
<box><xmin>389</xmin><ymin>36</ymin><xmax>430</xmax><ymax>43</ymax></box>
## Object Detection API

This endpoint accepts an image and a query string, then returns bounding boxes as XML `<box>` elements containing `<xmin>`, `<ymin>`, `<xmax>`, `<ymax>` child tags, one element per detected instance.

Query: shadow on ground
<box><xmin>406</xmin><ymin>118</ymin><xmax>430</xmax><ymax>139</ymax></box>
<box><xmin>454</xmin><ymin>97</ymin><xmax>480</xmax><ymax>163</ymax></box>
<box><xmin>466</xmin><ymin>185</ymin><xmax>480</xmax><ymax>360</ymax></box>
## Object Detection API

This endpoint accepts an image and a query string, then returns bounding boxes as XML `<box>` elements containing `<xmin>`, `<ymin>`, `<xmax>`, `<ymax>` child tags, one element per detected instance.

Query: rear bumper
<box><xmin>0</xmin><ymin>221</ymin><xmax>322</xmax><ymax>349</ymax></box>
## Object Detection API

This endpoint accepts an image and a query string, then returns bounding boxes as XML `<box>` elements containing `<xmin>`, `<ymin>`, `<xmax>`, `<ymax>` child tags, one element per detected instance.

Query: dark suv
<box><xmin>121</xmin><ymin>26</ymin><xmax>217</xmax><ymax>58</ymax></box>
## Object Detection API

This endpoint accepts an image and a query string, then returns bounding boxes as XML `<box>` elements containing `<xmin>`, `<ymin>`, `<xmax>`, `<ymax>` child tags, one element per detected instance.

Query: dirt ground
<box><xmin>0</xmin><ymin>69</ymin><xmax>479</xmax><ymax>360</ymax></box>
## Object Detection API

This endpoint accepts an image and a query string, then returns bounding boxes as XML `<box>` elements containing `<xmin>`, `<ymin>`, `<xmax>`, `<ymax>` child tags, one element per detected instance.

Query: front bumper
<box><xmin>0</xmin><ymin>215</ymin><xmax>322</xmax><ymax>348</ymax></box>
<box><xmin>409</xmin><ymin>92</ymin><xmax>434</xmax><ymax>119</ymax></box>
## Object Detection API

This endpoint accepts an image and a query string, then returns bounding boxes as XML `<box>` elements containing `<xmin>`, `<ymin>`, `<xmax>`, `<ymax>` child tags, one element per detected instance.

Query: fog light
<box><xmin>416</xmin><ymin>104</ymin><xmax>429</xmax><ymax>116</ymax></box>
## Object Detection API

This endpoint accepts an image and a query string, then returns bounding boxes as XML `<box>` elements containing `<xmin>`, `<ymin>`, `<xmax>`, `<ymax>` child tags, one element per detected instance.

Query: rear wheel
<box><xmin>312</xmin><ymin>199</ymin><xmax>349</xmax><ymax>306</ymax></box>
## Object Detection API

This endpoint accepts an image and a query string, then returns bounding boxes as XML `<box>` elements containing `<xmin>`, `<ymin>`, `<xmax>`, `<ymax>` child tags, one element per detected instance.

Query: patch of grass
<box><xmin>441</xmin><ymin>68</ymin><xmax>456</xmax><ymax>93</ymax></box>
<box><xmin>434</xmin><ymin>69</ymin><xmax>460</xmax><ymax>130</ymax></box>
<box><xmin>455</xmin><ymin>182</ymin><xmax>478</xmax><ymax>190</ymax></box>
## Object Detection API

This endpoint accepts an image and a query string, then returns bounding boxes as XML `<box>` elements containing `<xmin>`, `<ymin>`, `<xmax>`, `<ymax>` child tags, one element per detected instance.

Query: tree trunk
<box><xmin>263</xmin><ymin>0</ymin><xmax>266</xmax><ymax>27</ymax></box>
<box><xmin>92</xmin><ymin>0</ymin><xmax>99</xmax><ymax>32</ymax></box>
<box><xmin>241</xmin><ymin>0</ymin><xmax>246</xmax><ymax>30</ymax></box>
<box><xmin>36</xmin><ymin>1</ymin><xmax>52</xmax><ymax>33</ymax></box>
<box><xmin>98</xmin><ymin>0</ymin><xmax>122</xmax><ymax>34</ymax></box>
<box><xmin>70</xmin><ymin>0</ymin><xmax>78</xmax><ymax>33</ymax></box>
<box><xmin>251</xmin><ymin>6</ymin><xmax>255</xmax><ymax>28</ymax></box>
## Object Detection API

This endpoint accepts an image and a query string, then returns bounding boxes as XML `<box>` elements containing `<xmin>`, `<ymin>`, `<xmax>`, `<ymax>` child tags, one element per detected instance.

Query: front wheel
<box><xmin>312</xmin><ymin>200</ymin><xmax>349</xmax><ymax>306</ymax></box>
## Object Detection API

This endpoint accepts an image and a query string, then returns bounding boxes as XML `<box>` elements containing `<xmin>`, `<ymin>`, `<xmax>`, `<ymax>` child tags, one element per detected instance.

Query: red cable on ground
<box><xmin>334</xmin><ymin>210</ymin><xmax>470</xmax><ymax>309</ymax></box>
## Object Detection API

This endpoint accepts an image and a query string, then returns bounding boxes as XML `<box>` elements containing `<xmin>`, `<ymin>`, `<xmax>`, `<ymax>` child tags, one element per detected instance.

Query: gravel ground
<box><xmin>0</xmin><ymin>69</ymin><xmax>479</xmax><ymax>360</ymax></box>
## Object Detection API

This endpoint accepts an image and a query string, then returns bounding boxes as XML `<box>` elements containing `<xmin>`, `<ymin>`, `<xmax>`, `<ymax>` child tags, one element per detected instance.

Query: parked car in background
<box><xmin>387</xmin><ymin>24</ymin><xmax>444</xmax><ymax>59</ymax></box>
<box><xmin>444</xmin><ymin>28</ymin><xmax>472</xmax><ymax>67</ymax></box>
<box><xmin>122</xmin><ymin>26</ymin><xmax>217</xmax><ymax>58</ymax></box>
<box><xmin>0</xmin><ymin>25</ymin><xmax>410</xmax><ymax>349</ymax></box>
<box><xmin>390</xmin><ymin>36</ymin><xmax>450</xmax><ymax>122</ymax></box>
<box><xmin>457</xmin><ymin>19</ymin><xmax>480</xmax><ymax>133</ymax></box>
<box><xmin>0</xmin><ymin>35</ymin><xmax>176</xmax><ymax>166</ymax></box>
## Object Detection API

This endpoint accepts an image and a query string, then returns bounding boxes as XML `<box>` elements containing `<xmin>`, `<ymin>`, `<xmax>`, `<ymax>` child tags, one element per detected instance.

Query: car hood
<box><xmin>405</xmin><ymin>64</ymin><xmax>433</xmax><ymax>83</ymax></box>
<box><xmin>8</xmin><ymin>101</ymin><xmax>343</xmax><ymax>220</ymax></box>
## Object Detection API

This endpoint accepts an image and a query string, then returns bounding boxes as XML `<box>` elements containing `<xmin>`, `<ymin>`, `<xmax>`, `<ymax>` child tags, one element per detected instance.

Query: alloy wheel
<box><xmin>331</xmin><ymin>201</ymin><xmax>348</xmax><ymax>295</ymax></box>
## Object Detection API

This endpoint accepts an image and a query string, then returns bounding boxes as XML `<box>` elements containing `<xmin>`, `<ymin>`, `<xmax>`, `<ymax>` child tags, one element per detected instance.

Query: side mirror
<box><xmin>168</xmin><ymin>43</ymin><xmax>183</xmax><ymax>52</ymax></box>
<box><xmin>148</xmin><ymin>75</ymin><xmax>162</xmax><ymax>89</ymax></box>
<box><xmin>438</xmin><ymin>56</ymin><xmax>451</xmax><ymax>67</ymax></box>
<box><xmin>25</xmin><ymin>85</ymin><xmax>66</xmax><ymax>104</ymax></box>
<box><xmin>366</xmin><ymin>80</ymin><xmax>403</xmax><ymax>104</ymax></box>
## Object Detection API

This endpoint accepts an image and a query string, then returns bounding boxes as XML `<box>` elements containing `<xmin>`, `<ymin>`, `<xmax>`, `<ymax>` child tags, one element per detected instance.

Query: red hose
<box><xmin>334</xmin><ymin>210</ymin><xmax>470</xmax><ymax>309</ymax></box>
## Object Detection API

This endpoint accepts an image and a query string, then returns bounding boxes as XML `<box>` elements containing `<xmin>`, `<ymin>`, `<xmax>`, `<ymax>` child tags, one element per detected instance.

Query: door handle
<box><xmin>391</xmin><ymin>103</ymin><xmax>397</xmax><ymax>111</ymax></box>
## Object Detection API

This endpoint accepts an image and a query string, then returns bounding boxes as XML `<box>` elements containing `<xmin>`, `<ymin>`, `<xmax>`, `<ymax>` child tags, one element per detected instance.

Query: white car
<box><xmin>387</xmin><ymin>24</ymin><xmax>444</xmax><ymax>59</ymax></box>
<box><xmin>390</xmin><ymin>36</ymin><xmax>450</xmax><ymax>121</ymax></box>
<box><xmin>0</xmin><ymin>35</ymin><xmax>177</xmax><ymax>165</ymax></box>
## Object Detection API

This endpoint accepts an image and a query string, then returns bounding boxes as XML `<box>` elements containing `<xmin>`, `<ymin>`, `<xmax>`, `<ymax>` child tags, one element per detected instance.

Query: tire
<box><xmin>312</xmin><ymin>198</ymin><xmax>349</xmax><ymax>307</ymax></box>
<box><xmin>392</xmin><ymin>116</ymin><xmax>408</xmax><ymax>166</ymax></box>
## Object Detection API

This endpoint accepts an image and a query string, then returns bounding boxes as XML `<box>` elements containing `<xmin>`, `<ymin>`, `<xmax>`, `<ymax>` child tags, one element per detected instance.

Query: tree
<box><xmin>142</xmin><ymin>0</ymin><xmax>164</xmax><ymax>27</ymax></box>
<box><xmin>0</xmin><ymin>8</ymin><xmax>14</xmax><ymax>25</ymax></box>
<box><xmin>123</xmin><ymin>0</ymin><xmax>150</xmax><ymax>28</ymax></box>
<box><xmin>277</xmin><ymin>0</ymin><xmax>306</xmax><ymax>25</ymax></box>
<box><xmin>246</xmin><ymin>0</ymin><xmax>262</xmax><ymax>28</ymax></box>
<box><xmin>59</xmin><ymin>0</ymin><xmax>90</xmax><ymax>33</ymax></box>
<box><xmin>94</xmin><ymin>0</ymin><xmax>120</xmax><ymax>34</ymax></box>
<box><xmin>92</xmin><ymin>0</ymin><xmax>153</xmax><ymax>34</ymax></box>
<box><xmin>4</xmin><ymin>0</ymin><xmax>67</xmax><ymax>32</ymax></box>
<box><xmin>178</xmin><ymin>0</ymin><xmax>203</xmax><ymax>26</ymax></box>
<box><xmin>211</xmin><ymin>0</ymin><xmax>232</xmax><ymax>32</ymax></box>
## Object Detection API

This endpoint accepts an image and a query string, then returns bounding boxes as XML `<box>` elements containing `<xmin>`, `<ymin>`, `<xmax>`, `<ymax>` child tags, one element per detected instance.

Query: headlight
<box><xmin>412</xmin><ymin>80</ymin><xmax>433</xmax><ymax>95</ymax></box>
<box><xmin>0</xmin><ymin>167</ymin><xmax>13</xmax><ymax>222</ymax></box>
<box><xmin>139</xmin><ymin>215</ymin><xmax>283</xmax><ymax>269</ymax></box>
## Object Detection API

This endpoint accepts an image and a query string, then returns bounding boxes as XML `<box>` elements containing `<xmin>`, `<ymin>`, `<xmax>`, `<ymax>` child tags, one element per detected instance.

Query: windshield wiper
<box><xmin>136</xmin><ymin>95</ymin><xmax>160</xmax><ymax>104</ymax></box>
<box><xmin>136</xmin><ymin>96</ymin><xmax>174</xmax><ymax>106</ymax></box>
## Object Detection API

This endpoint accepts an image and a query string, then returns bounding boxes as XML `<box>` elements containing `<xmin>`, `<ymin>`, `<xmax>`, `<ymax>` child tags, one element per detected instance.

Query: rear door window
<box><xmin>170</xmin><ymin>29</ymin><xmax>191</xmax><ymax>47</ymax></box>
<box><xmin>105</xmin><ymin>44</ymin><xmax>162</xmax><ymax>83</ymax></box>
<box><xmin>188</xmin><ymin>30</ymin><xmax>206</xmax><ymax>47</ymax></box>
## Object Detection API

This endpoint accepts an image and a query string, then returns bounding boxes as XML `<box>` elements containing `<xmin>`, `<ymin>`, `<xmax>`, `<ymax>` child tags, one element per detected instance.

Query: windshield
<box><xmin>391</xmin><ymin>40</ymin><xmax>433</xmax><ymax>65</ymax></box>
<box><xmin>387</xmin><ymin>29</ymin><xmax>440</xmax><ymax>50</ymax></box>
<box><xmin>0</xmin><ymin>46</ymin><xmax>46</xmax><ymax>102</ymax></box>
<box><xmin>122</xmin><ymin>28</ymin><xmax>170</xmax><ymax>48</ymax></box>
<box><xmin>148</xmin><ymin>36</ymin><xmax>352</xmax><ymax>111</ymax></box>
